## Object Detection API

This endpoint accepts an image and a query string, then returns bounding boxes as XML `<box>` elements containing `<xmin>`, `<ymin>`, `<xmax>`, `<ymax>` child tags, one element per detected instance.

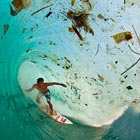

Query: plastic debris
<box><xmin>82</xmin><ymin>0</ymin><xmax>92</xmax><ymax>11</ymax></box>
<box><xmin>68</xmin><ymin>27</ymin><xmax>74</xmax><ymax>32</ymax></box>
<box><xmin>67</xmin><ymin>10</ymin><xmax>94</xmax><ymax>37</ymax></box>
<box><xmin>112</xmin><ymin>31</ymin><xmax>132</xmax><ymax>44</ymax></box>
<box><xmin>126</xmin><ymin>85</ymin><xmax>133</xmax><ymax>90</ymax></box>
<box><xmin>97</xmin><ymin>14</ymin><xmax>104</xmax><ymax>19</ymax></box>
<box><xmin>45</xmin><ymin>12</ymin><xmax>52</xmax><ymax>18</ymax></box>
<box><xmin>121</xmin><ymin>58</ymin><xmax>140</xmax><ymax>75</ymax></box>
<box><xmin>132</xmin><ymin>25</ymin><xmax>140</xmax><ymax>47</ymax></box>
<box><xmin>31</xmin><ymin>4</ymin><xmax>53</xmax><ymax>16</ymax></box>
<box><xmin>11</xmin><ymin>0</ymin><xmax>31</xmax><ymax>15</ymax></box>
<box><xmin>72</xmin><ymin>25</ymin><xmax>84</xmax><ymax>41</ymax></box>
<box><xmin>71</xmin><ymin>0</ymin><xmax>76</xmax><ymax>6</ymax></box>
<box><xmin>9</xmin><ymin>4</ymin><xmax>17</xmax><ymax>16</ymax></box>
<box><xmin>97</xmin><ymin>74</ymin><xmax>105</xmax><ymax>82</ymax></box>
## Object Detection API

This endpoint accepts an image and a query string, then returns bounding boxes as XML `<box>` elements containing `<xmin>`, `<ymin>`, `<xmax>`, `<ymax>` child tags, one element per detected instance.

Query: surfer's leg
<box><xmin>47</xmin><ymin>100</ymin><xmax>53</xmax><ymax>110</ymax></box>
<box><xmin>47</xmin><ymin>100</ymin><xmax>53</xmax><ymax>115</ymax></box>
<box><xmin>36</xmin><ymin>92</ymin><xmax>43</xmax><ymax>104</ymax></box>
<box><xmin>47</xmin><ymin>101</ymin><xmax>53</xmax><ymax>115</ymax></box>
<box><xmin>45</xmin><ymin>93</ymin><xmax>53</xmax><ymax>115</ymax></box>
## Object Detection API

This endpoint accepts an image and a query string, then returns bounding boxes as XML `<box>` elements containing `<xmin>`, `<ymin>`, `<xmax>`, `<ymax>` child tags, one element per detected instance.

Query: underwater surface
<box><xmin>0</xmin><ymin>0</ymin><xmax>140</xmax><ymax>139</ymax></box>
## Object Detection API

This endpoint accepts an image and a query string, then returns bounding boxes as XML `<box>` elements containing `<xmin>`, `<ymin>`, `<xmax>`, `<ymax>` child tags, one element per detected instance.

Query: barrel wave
<box><xmin>0</xmin><ymin>0</ymin><xmax>140</xmax><ymax>140</ymax></box>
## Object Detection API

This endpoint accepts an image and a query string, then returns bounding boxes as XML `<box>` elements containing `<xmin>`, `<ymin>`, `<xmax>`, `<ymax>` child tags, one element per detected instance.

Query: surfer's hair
<box><xmin>37</xmin><ymin>78</ymin><xmax>44</xmax><ymax>84</ymax></box>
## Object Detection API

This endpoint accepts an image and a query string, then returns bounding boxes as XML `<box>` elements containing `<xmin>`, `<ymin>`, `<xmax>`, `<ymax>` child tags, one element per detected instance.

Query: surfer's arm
<box><xmin>46</xmin><ymin>82</ymin><xmax>67</xmax><ymax>88</ymax></box>
<box><xmin>25</xmin><ymin>84</ymin><xmax>36</xmax><ymax>92</ymax></box>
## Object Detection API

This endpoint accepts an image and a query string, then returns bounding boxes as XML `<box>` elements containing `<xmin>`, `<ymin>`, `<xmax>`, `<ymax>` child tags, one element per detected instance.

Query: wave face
<box><xmin>1</xmin><ymin>0</ymin><xmax>140</xmax><ymax>139</ymax></box>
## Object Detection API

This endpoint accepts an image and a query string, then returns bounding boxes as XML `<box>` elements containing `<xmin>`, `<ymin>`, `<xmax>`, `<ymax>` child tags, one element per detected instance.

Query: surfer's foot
<box><xmin>50</xmin><ymin>110</ymin><xmax>53</xmax><ymax>115</ymax></box>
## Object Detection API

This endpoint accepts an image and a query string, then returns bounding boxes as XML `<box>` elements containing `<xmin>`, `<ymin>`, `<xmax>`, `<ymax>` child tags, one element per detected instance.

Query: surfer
<box><xmin>25</xmin><ymin>78</ymin><xmax>67</xmax><ymax>115</ymax></box>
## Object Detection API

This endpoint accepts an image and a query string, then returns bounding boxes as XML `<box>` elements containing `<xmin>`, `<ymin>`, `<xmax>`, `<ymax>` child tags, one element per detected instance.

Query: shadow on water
<box><xmin>103</xmin><ymin>107</ymin><xmax>140</xmax><ymax>140</ymax></box>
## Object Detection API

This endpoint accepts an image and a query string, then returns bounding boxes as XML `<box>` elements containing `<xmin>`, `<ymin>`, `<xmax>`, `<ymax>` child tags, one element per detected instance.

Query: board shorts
<box><xmin>37</xmin><ymin>91</ymin><xmax>51</xmax><ymax>101</ymax></box>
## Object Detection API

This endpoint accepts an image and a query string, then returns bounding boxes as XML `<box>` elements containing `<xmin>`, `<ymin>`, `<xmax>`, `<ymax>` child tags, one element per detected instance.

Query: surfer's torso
<box><xmin>34</xmin><ymin>83</ymin><xmax>49</xmax><ymax>94</ymax></box>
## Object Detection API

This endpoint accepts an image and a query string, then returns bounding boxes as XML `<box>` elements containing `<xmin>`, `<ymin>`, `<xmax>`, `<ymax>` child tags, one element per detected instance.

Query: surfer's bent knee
<box><xmin>36</xmin><ymin>97</ymin><xmax>40</xmax><ymax>103</ymax></box>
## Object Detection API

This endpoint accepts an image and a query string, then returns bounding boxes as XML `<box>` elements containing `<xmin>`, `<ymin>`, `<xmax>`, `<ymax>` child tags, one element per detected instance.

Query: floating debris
<box><xmin>78</xmin><ymin>94</ymin><xmax>81</xmax><ymax>99</ymax></box>
<box><xmin>68</xmin><ymin>27</ymin><xmax>74</xmax><ymax>32</ymax></box>
<box><xmin>48</xmin><ymin>40</ymin><xmax>56</xmax><ymax>45</ymax></box>
<box><xmin>72</xmin><ymin>25</ymin><xmax>84</xmax><ymax>41</ymax></box>
<box><xmin>82</xmin><ymin>0</ymin><xmax>92</xmax><ymax>11</ymax></box>
<box><xmin>22</xmin><ymin>28</ymin><xmax>27</xmax><ymax>33</ymax></box>
<box><xmin>71</xmin><ymin>0</ymin><xmax>76</xmax><ymax>6</ymax></box>
<box><xmin>126</xmin><ymin>85</ymin><xmax>133</xmax><ymax>90</ymax></box>
<box><xmin>132</xmin><ymin>25</ymin><xmax>140</xmax><ymax>47</ymax></box>
<box><xmin>11</xmin><ymin>0</ymin><xmax>31</xmax><ymax>15</ymax></box>
<box><xmin>62</xmin><ymin>57</ymin><xmax>72</xmax><ymax>70</ymax></box>
<box><xmin>26</xmin><ymin>48</ymin><xmax>31</xmax><ymax>53</ymax></box>
<box><xmin>4</xmin><ymin>24</ymin><xmax>9</xmax><ymax>35</ymax></box>
<box><xmin>28</xmin><ymin>36</ymin><xmax>33</xmax><ymax>40</ymax></box>
<box><xmin>31</xmin><ymin>4</ymin><xmax>53</xmax><ymax>16</ymax></box>
<box><xmin>132</xmin><ymin>100</ymin><xmax>137</xmax><ymax>104</ymax></box>
<box><xmin>112</xmin><ymin>31</ymin><xmax>132</xmax><ymax>44</ymax></box>
<box><xmin>95</xmin><ymin>44</ymin><xmax>100</xmax><ymax>56</ymax></box>
<box><xmin>9</xmin><ymin>4</ymin><xmax>17</xmax><ymax>16</ymax></box>
<box><xmin>92</xmin><ymin>93</ymin><xmax>99</xmax><ymax>95</ymax></box>
<box><xmin>110</xmin><ymin>61</ymin><xmax>117</xmax><ymax>69</ymax></box>
<box><xmin>97</xmin><ymin>14</ymin><xmax>104</xmax><ymax>19</ymax></box>
<box><xmin>124</xmin><ymin>75</ymin><xmax>128</xmax><ymax>79</ymax></box>
<box><xmin>97</xmin><ymin>74</ymin><xmax>105</xmax><ymax>82</ymax></box>
<box><xmin>121</xmin><ymin>58</ymin><xmax>140</xmax><ymax>75</ymax></box>
<box><xmin>45</xmin><ymin>11</ymin><xmax>52</xmax><ymax>18</ymax></box>
<box><xmin>67</xmin><ymin>10</ymin><xmax>94</xmax><ymax>36</ymax></box>
<box><xmin>124</xmin><ymin>0</ymin><xmax>126</xmax><ymax>4</ymax></box>
<box><xmin>64</xmin><ymin>57</ymin><xmax>71</xmax><ymax>64</ymax></box>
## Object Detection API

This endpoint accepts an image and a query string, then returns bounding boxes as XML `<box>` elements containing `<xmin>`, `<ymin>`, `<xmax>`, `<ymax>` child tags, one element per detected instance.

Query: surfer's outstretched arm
<box><xmin>25</xmin><ymin>84</ymin><xmax>36</xmax><ymax>92</ymax></box>
<box><xmin>46</xmin><ymin>82</ymin><xmax>67</xmax><ymax>87</ymax></box>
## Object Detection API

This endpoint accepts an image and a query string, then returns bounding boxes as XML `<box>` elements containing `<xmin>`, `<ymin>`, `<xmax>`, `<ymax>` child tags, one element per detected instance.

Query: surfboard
<box><xmin>39</xmin><ymin>103</ymin><xmax>73</xmax><ymax>124</ymax></box>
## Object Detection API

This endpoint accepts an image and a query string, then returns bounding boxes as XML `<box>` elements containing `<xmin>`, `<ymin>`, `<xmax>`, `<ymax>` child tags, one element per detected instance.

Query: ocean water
<box><xmin>0</xmin><ymin>0</ymin><xmax>140</xmax><ymax>140</ymax></box>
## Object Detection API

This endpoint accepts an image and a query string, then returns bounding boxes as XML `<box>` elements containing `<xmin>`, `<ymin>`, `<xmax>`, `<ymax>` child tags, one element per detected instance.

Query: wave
<box><xmin>1</xmin><ymin>0</ymin><xmax>140</xmax><ymax>140</ymax></box>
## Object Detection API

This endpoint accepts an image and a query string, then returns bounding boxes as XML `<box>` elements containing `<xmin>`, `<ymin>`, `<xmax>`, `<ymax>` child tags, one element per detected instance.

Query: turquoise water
<box><xmin>1</xmin><ymin>0</ymin><xmax>140</xmax><ymax>140</ymax></box>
